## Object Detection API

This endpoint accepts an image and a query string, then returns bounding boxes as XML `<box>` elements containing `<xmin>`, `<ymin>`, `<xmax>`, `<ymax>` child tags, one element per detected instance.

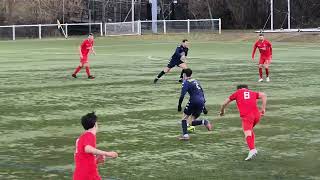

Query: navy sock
<box><xmin>181</xmin><ymin>119</ymin><xmax>188</xmax><ymax>135</ymax></box>
<box><xmin>157</xmin><ymin>71</ymin><xmax>165</xmax><ymax>79</ymax></box>
<box><xmin>191</xmin><ymin>119</ymin><xmax>208</xmax><ymax>126</ymax></box>
<box><xmin>191</xmin><ymin>120</ymin><xmax>203</xmax><ymax>126</ymax></box>
<box><xmin>179</xmin><ymin>69</ymin><xmax>184</xmax><ymax>79</ymax></box>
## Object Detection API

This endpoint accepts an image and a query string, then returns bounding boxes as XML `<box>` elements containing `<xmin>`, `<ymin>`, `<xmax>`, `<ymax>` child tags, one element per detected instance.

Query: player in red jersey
<box><xmin>252</xmin><ymin>33</ymin><xmax>272</xmax><ymax>82</ymax></box>
<box><xmin>219</xmin><ymin>84</ymin><xmax>267</xmax><ymax>161</ymax></box>
<box><xmin>73</xmin><ymin>112</ymin><xmax>118</xmax><ymax>180</ymax></box>
<box><xmin>72</xmin><ymin>33</ymin><xmax>96</xmax><ymax>79</ymax></box>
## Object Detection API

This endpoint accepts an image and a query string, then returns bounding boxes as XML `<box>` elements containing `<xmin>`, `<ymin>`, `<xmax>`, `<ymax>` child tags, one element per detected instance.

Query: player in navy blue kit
<box><xmin>177</xmin><ymin>68</ymin><xmax>212</xmax><ymax>140</ymax></box>
<box><xmin>154</xmin><ymin>39</ymin><xmax>189</xmax><ymax>84</ymax></box>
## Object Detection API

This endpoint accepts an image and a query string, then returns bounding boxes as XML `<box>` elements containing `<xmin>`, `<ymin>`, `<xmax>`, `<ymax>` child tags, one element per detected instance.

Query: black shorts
<box><xmin>167</xmin><ymin>59</ymin><xmax>184</xmax><ymax>68</ymax></box>
<box><xmin>184</xmin><ymin>101</ymin><xmax>205</xmax><ymax>119</ymax></box>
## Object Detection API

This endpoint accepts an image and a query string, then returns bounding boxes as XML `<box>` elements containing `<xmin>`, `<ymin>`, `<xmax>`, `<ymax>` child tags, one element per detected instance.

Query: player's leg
<box><xmin>72</xmin><ymin>62</ymin><xmax>84</xmax><ymax>78</ymax></box>
<box><xmin>179</xmin><ymin>101</ymin><xmax>194</xmax><ymax>140</ymax></box>
<box><xmin>154</xmin><ymin>62</ymin><xmax>173</xmax><ymax>83</ymax></box>
<box><xmin>190</xmin><ymin>104</ymin><xmax>212</xmax><ymax>131</ymax></box>
<box><xmin>186</xmin><ymin>102</ymin><xmax>211</xmax><ymax>130</ymax></box>
<box><xmin>264</xmin><ymin>59</ymin><xmax>271</xmax><ymax>82</ymax></box>
<box><xmin>84</xmin><ymin>63</ymin><xmax>95</xmax><ymax>79</ymax></box>
<box><xmin>179</xmin><ymin>113</ymin><xmax>190</xmax><ymax>140</ymax></box>
<box><xmin>242</xmin><ymin>116</ymin><xmax>257</xmax><ymax>160</ymax></box>
<box><xmin>258</xmin><ymin>64</ymin><xmax>264</xmax><ymax>82</ymax></box>
<box><xmin>252</xmin><ymin>112</ymin><xmax>261</xmax><ymax>146</ymax></box>
<box><xmin>178</xmin><ymin>62</ymin><xmax>188</xmax><ymax>82</ymax></box>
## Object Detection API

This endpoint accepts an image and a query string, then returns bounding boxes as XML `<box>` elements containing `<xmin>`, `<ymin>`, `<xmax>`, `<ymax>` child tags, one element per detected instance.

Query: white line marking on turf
<box><xmin>147</xmin><ymin>56</ymin><xmax>161</xmax><ymax>60</ymax></box>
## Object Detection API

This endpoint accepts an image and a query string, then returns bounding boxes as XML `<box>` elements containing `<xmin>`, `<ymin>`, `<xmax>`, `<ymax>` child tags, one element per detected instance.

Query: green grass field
<box><xmin>0</xmin><ymin>33</ymin><xmax>319</xmax><ymax>180</ymax></box>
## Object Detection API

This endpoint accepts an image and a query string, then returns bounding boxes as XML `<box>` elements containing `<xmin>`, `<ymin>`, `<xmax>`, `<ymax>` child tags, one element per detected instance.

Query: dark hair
<box><xmin>182</xmin><ymin>39</ymin><xmax>188</xmax><ymax>43</ymax></box>
<box><xmin>237</xmin><ymin>84</ymin><xmax>248</xmax><ymax>90</ymax></box>
<box><xmin>259</xmin><ymin>33</ymin><xmax>264</xmax><ymax>37</ymax></box>
<box><xmin>184</xmin><ymin>68</ymin><xmax>192</xmax><ymax>77</ymax></box>
<box><xmin>81</xmin><ymin>112</ymin><xmax>97</xmax><ymax>130</ymax></box>
<box><xmin>89</xmin><ymin>33</ymin><xmax>93</xmax><ymax>36</ymax></box>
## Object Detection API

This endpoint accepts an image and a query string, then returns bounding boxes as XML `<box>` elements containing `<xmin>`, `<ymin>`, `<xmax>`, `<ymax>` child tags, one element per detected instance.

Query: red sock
<box><xmin>259</xmin><ymin>68</ymin><xmax>263</xmax><ymax>79</ymax></box>
<box><xmin>85</xmin><ymin>67</ymin><xmax>91</xmax><ymax>77</ymax></box>
<box><xmin>252</xmin><ymin>131</ymin><xmax>255</xmax><ymax>145</ymax></box>
<box><xmin>246</xmin><ymin>135</ymin><xmax>255</xmax><ymax>150</ymax></box>
<box><xmin>265</xmin><ymin>68</ymin><xmax>269</xmax><ymax>77</ymax></box>
<box><xmin>73</xmin><ymin>66</ymin><xmax>82</xmax><ymax>75</ymax></box>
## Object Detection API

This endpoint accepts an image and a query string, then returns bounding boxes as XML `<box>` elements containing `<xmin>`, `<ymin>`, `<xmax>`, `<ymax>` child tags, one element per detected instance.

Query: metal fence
<box><xmin>0</xmin><ymin>19</ymin><xmax>222</xmax><ymax>40</ymax></box>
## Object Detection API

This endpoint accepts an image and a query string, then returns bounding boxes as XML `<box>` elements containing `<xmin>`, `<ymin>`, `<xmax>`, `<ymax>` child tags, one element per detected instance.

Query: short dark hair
<box><xmin>89</xmin><ymin>33</ymin><xmax>93</xmax><ymax>36</ymax></box>
<box><xmin>182</xmin><ymin>39</ymin><xmax>188</xmax><ymax>43</ymax></box>
<box><xmin>81</xmin><ymin>112</ymin><xmax>97</xmax><ymax>130</ymax></box>
<box><xmin>184</xmin><ymin>68</ymin><xmax>192</xmax><ymax>77</ymax></box>
<box><xmin>259</xmin><ymin>33</ymin><xmax>264</xmax><ymax>37</ymax></box>
<box><xmin>237</xmin><ymin>84</ymin><xmax>248</xmax><ymax>90</ymax></box>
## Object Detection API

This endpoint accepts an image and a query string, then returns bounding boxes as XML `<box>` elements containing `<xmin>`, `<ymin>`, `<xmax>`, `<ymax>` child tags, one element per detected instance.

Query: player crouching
<box><xmin>177</xmin><ymin>68</ymin><xmax>212</xmax><ymax>140</ymax></box>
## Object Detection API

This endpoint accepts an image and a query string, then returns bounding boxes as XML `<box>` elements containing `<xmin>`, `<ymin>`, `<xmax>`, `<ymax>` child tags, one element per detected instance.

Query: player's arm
<box><xmin>183</xmin><ymin>48</ymin><xmax>189</xmax><ymax>60</ymax></box>
<box><xmin>219</xmin><ymin>98</ymin><xmax>233</xmax><ymax>116</ymax></box>
<box><xmin>90</xmin><ymin>46</ymin><xmax>96</xmax><ymax>55</ymax></box>
<box><xmin>251</xmin><ymin>42</ymin><xmax>258</xmax><ymax>60</ymax></box>
<box><xmin>258</xmin><ymin>92</ymin><xmax>267</xmax><ymax>116</ymax></box>
<box><xmin>268</xmin><ymin>41</ymin><xmax>272</xmax><ymax>58</ymax></box>
<box><xmin>200</xmin><ymin>86</ymin><xmax>208</xmax><ymax>114</ymax></box>
<box><xmin>85</xmin><ymin>145</ymin><xmax>118</xmax><ymax>159</ymax></box>
<box><xmin>180</xmin><ymin>52</ymin><xmax>187</xmax><ymax>62</ymax></box>
<box><xmin>178</xmin><ymin>83</ymin><xmax>188</xmax><ymax>112</ymax></box>
<box><xmin>79</xmin><ymin>45</ymin><xmax>83</xmax><ymax>58</ymax></box>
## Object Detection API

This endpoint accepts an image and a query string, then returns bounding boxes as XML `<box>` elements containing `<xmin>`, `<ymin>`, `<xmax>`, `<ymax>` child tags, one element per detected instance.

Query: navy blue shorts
<box><xmin>184</xmin><ymin>101</ymin><xmax>205</xmax><ymax>119</ymax></box>
<box><xmin>167</xmin><ymin>59</ymin><xmax>184</xmax><ymax>68</ymax></box>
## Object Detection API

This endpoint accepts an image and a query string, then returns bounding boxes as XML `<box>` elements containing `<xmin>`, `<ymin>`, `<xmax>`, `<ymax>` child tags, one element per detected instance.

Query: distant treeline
<box><xmin>0</xmin><ymin>0</ymin><xmax>319</xmax><ymax>29</ymax></box>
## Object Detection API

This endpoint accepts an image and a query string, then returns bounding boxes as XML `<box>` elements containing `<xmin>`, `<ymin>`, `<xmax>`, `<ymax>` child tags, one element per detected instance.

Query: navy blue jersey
<box><xmin>178</xmin><ymin>79</ymin><xmax>205</xmax><ymax>106</ymax></box>
<box><xmin>171</xmin><ymin>45</ymin><xmax>189</xmax><ymax>61</ymax></box>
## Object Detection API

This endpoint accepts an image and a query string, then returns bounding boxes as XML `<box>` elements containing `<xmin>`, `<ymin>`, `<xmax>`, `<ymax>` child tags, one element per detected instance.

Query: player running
<box><xmin>219</xmin><ymin>85</ymin><xmax>267</xmax><ymax>161</ymax></box>
<box><xmin>178</xmin><ymin>68</ymin><xmax>212</xmax><ymax>140</ymax></box>
<box><xmin>72</xmin><ymin>33</ymin><xmax>96</xmax><ymax>79</ymax></box>
<box><xmin>252</xmin><ymin>33</ymin><xmax>272</xmax><ymax>82</ymax></box>
<box><xmin>73</xmin><ymin>112</ymin><xmax>118</xmax><ymax>180</ymax></box>
<box><xmin>154</xmin><ymin>39</ymin><xmax>189</xmax><ymax>84</ymax></box>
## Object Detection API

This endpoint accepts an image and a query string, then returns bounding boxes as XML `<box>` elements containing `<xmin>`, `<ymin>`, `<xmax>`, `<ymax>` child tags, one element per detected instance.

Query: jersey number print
<box><xmin>244</xmin><ymin>92</ymin><xmax>250</xmax><ymax>99</ymax></box>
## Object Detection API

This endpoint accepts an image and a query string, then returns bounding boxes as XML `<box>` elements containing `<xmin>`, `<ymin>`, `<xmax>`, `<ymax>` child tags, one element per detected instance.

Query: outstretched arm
<box><xmin>258</xmin><ymin>92</ymin><xmax>267</xmax><ymax>115</ymax></box>
<box><xmin>85</xmin><ymin>145</ymin><xmax>118</xmax><ymax>158</ymax></box>
<box><xmin>219</xmin><ymin>98</ymin><xmax>233</xmax><ymax>116</ymax></box>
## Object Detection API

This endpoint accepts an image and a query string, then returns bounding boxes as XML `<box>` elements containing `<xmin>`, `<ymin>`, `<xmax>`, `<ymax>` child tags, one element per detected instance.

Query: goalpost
<box><xmin>261</xmin><ymin>0</ymin><xmax>320</xmax><ymax>33</ymax></box>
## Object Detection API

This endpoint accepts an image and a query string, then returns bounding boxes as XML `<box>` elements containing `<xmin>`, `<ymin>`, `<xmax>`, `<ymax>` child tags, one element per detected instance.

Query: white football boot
<box><xmin>245</xmin><ymin>149</ymin><xmax>258</xmax><ymax>161</ymax></box>
<box><xmin>266</xmin><ymin>77</ymin><xmax>270</xmax><ymax>82</ymax></box>
<box><xmin>178</xmin><ymin>134</ymin><xmax>190</xmax><ymax>141</ymax></box>
<box><xmin>258</xmin><ymin>78</ymin><xmax>264</xmax><ymax>82</ymax></box>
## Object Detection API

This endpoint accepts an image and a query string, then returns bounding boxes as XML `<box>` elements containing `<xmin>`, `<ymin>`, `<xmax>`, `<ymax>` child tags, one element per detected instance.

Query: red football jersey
<box><xmin>81</xmin><ymin>39</ymin><xmax>94</xmax><ymax>55</ymax></box>
<box><xmin>229</xmin><ymin>88</ymin><xmax>260</xmax><ymax>117</ymax></box>
<box><xmin>252</xmin><ymin>40</ymin><xmax>272</xmax><ymax>58</ymax></box>
<box><xmin>73</xmin><ymin>132</ymin><xmax>100</xmax><ymax>180</ymax></box>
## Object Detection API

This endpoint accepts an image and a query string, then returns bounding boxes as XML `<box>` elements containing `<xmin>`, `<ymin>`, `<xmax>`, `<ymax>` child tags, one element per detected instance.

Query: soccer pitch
<box><xmin>0</xmin><ymin>33</ymin><xmax>319</xmax><ymax>180</ymax></box>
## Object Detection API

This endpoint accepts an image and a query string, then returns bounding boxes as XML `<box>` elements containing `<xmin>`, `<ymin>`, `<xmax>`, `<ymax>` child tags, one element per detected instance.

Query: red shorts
<box><xmin>241</xmin><ymin>112</ymin><xmax>261</xmax><ymax>131</ymax></box>
<box><xmin>259</xmin><ymin>56</ymin><xmax>271</xmax><ymax>65</ymax></box>
<box><xmin>73</xmin><ymin>171</ymin><xmax>101</xmax><ymax>180</ymax></box>
<box><xmin>80</xmin><ymin>54</ymin><xmax>89</xmax><ymax>65</ymax></box>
